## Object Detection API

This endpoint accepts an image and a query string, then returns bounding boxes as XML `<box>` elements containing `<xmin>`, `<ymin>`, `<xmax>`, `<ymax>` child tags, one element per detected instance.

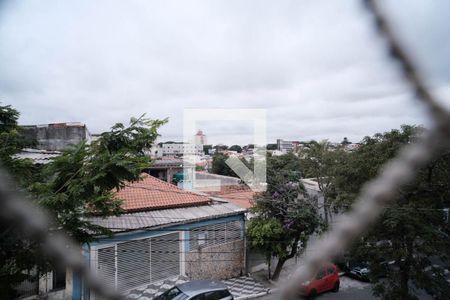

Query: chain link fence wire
<box><xmin>0</xmin><ymin>169</ymin><xmax>124</xmax><ymax>300</ymax></box>
<box><xmin>1</xmin><ymin>1</ymin><xmax>450</xmax><ymax>300</ymax></box>
<box><xmin>280</xmin><ymin>0</ymin><xmax>450</xmax><ymax>299</ymax></box>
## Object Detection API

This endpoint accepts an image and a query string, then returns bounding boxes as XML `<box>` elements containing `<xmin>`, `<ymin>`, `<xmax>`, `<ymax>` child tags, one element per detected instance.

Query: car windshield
<box><xmin>154</xmin><ymin>287</ymin><xmax>189</xmax><ymax>300</ymax></box>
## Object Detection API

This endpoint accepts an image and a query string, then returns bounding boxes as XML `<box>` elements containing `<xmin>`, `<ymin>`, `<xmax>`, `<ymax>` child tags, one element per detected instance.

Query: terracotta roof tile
<box><xmin>217</xmin><ymin>191</ymin><xmax>255</xmax><ymax>209</ymax></box>
<box><xmin>116</xmin><ymin>174</ymin><xmax>210</xmax><ymax>212</ymax></box>
<box><xmin>205</xmin><ymin>185</ymin><xmax>256</xmax><ymax>209</ymax></box>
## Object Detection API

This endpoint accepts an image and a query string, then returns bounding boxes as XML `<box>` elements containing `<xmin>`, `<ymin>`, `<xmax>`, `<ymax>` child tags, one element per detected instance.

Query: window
<box><xmin>327</xmin><ymin>266</ymin><xmax>335</xmax><ymax>275</ymax></box>
<box><xmin>315</xmin><ymin>268</ymin><xmax>326</xmax><ymax>280</ymax></box>
<box><xmin>52</xmin><ymin>268</ymin><xmax>66</xmax><ymax>290</ymax></box>
<box><xmin>155</xmin><ymin>287</ymin><xmax>189</xmax><ymax>300</ymax></box>
<box><xmin>198</xmin><ymin>233</ymin><xmax>206</xmax><ymax>246</ymax></box>
<box><xmin>190</xmin><ymin>221</ymin><xmax>242</xmax><ymax>249</ymax></box>
<box><xmin>216</xmin><ymin>290</ymin><xmax>232</xmax><ymax>299</ymax></box>
<box><xmin>204</xmin><ymin>291</ymin><xmax>220</xmax><ymax>300</ymax></box>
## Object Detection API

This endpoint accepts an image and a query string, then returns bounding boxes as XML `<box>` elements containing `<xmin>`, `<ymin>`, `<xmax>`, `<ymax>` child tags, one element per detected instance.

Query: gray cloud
<box><xmin>0</xmin><ymin>0</ymin><xmax>449</xmax><ymax>145</ymax></box>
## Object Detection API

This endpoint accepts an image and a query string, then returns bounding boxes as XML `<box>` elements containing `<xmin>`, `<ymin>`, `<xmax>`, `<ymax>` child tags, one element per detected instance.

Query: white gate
<box><xmin>96</xmin><ymin>232</ymin><xmax>181</xmax><ymax>293</ymax></box>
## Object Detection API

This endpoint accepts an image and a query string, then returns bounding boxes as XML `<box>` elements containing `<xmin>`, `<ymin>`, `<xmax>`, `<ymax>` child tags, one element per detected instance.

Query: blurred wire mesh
<box><xmin>1</xmin><ymin>1</ymin><xmax>449</xmax><ymax>300</ymax></box>
<box><xmin>281</xmin><ymin>0</ymin><xmax>450</xmax><ymax>298</ymax></box>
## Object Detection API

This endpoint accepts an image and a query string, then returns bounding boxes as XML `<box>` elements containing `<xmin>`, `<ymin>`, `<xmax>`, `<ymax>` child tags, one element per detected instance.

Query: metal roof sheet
<box><xmin>14</xmin><ymin>149</ymin><xmax>61</xmax><ymax>164</ymax></box>
<box><xmin>88</xmin><ymin>202</ymin><xmax>245</xmax><ymax>232</ymax></box>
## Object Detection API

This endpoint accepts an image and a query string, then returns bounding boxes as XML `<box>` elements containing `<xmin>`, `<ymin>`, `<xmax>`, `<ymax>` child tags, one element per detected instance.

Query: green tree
<box><xmin>228</xmin><ymin>144</ymin><xmax>242</xmax><ymax>153</ymax></box>
<box><xmin>334</xmin><ymin>125</ymin><xmax>450</xmax><ymax>299</ymax></box>
<box><xmin>0</xmin><ymin>105</ymin><xmax>166</xmax><ymax>296</ymax></box>
<box><xmin>247</xmin><ymin>164</ymin><xmax>321</xmax><ymax>280</ymax></box>
<box><xmin>211</xmin><ymin>153</ymin><xmax>250</xmax><ymax>178</ymax></box>
<box><xmin>203</xmin><ymin>144</ymin><xmax>212</xmax><ymax>155</ymax></box>
<box><xmin>266</xmin><ymin>143</ymin><xmax>278</xmax><ymax>150</ymax></box>
<box><xmin>214</xmin><ymin>144</ymin><xmax>228</xmax><ymax>152</ymax></box>
<box><xmin>247</xmin><ymin>218</ymin><xmax>284</xmax><ymax>279</ymax></box>
<box><xmin>268</xmin><ymin>152</ymin><xmax>302</xmax><ymax>175</ymax></box>
<box><xmin>301</xmin><ymin>140</ymin><xmax>345</xmax><ymax>225</ymax></box>
<box><xmin>0</xmin><ymin>104</ymin><xmax>45</xmax><ymax>297</ymax></box>
<box><xmin>33</xmin><ymin>116</ymin><xmax>167</xmax><ymax>242</ymax></box>
<box><xmin>0</xmin><ymin>104</ymin><xmax>37</xmax><ymax>186</ymax></box>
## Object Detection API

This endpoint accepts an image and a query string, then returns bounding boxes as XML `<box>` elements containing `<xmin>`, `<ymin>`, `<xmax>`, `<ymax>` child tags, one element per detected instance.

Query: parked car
<box><xmin>154</xmin><ymin>280</ymin><xmax>234</xmax><ymax>300</ymax></box>
<box><xmin>348</xmin><ymin>263</ymin><xmax>370</xmax><ymax>282</ymax></box>
<box><xmin>299</xmin><ymin>262</ymin><xmax>340</xmax><ymax>299</ymax></box>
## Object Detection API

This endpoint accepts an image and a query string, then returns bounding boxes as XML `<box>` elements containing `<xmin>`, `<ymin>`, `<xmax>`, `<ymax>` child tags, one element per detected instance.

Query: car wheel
<box><xmin>333</xmin><ymin>281</ymin><xmax>340</xmax><ymax>292</ymax></box>
<box><xmin>307</xmin><ymin>289</ymin><xmax>317</xmax><ymax>299</ymax></box>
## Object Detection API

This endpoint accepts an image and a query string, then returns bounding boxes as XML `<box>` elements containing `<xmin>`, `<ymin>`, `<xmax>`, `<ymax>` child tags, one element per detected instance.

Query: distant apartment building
<box><xmin>194</xmin><ymin>130</ymin><xmax>207</xmax><ymax>145</ymax></box>
<box><xmin>160</xmin><ymin>142</ymin><xmax>203</xmax><ymax>156</ymax></box>
<box><xmin>276</xmin><ymin>139</ymin><xmax>299</xmax><ymax>153</ymax></box>
<box><xmin>21</xmin><ymin>122</ymin><xmax>91</xmax><ymax>151</ymax></box>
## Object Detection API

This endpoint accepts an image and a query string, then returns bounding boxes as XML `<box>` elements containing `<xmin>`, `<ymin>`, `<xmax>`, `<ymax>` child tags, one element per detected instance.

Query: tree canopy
<box><xmin>228</xmin><ymin>144</ymin><xmax>242</xmax><ymax>153</ymax></box>
<box><xmin>247</xmin><ymin>155</ymin><xmax>321</xmax><ymax>280</ymax></box>
<box><xmin>300</xmin><ymin>140</ymin><xmax>346</xmax><ymax>224</ymax></box>
<box><xmin>32</xmin><ymin>116</ymin><xmax>167</xmax><ymax>242</ymax></box>
<box><xmin>211</xmin><ymin>152</ymin><xmax>250</xmax><ymax>178</ymax></box>
<box><xmin>333</xmin><ymin>125</ymin><xmax>450</xmax><ymax>299</ymax></box>
<box><xmin>0</xmin><ymin>104</ymin><xmax>166</xmax><ymax>297</ymax></box>
<box><xmin>0</xmin><ymin>104</ymin><xmax>37</xmax><ymax>186</ymax></box>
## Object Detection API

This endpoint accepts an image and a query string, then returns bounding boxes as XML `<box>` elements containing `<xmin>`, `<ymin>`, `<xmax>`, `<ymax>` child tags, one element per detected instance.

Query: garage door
<box><xmin>150</xmin><ymin>232</ymin><xmax>180</xmax><ymax>282</ymax></box>
<box><xmin>96</xmin><ymin>232</ymin><xmax>181</xmax><ymax>292</ymax></box>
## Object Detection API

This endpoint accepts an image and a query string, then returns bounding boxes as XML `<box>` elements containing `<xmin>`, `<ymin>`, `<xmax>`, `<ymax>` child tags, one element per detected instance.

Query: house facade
<box><xmin>70</xmin><ymin>175</ymin><xmax>246</xmax><ymax>300</ymax></box>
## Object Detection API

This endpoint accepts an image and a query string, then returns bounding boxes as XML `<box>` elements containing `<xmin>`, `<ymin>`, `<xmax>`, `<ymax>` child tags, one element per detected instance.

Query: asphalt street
<box><xmin>258</xmin><ymin>276</ymin><xmax>377</xmax><ymax>300</ymax></box>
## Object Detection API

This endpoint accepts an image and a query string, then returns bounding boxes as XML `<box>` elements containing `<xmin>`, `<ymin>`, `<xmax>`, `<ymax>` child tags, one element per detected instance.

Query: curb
<box><xmin>235</xmin><ymin>291</ymin><xmax>270</xmax><ymax>300</ymax></box>
<box><xmin>234</xmin><ymin>287</ymin><xmax>281</xmax><ymax>300</ymax></box>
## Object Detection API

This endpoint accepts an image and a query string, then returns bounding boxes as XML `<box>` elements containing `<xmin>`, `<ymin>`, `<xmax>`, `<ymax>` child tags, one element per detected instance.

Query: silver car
<box><xmin>153</xmin><ymin>280</ymin><xmax>234</xmax><ymax>300</ymax></box>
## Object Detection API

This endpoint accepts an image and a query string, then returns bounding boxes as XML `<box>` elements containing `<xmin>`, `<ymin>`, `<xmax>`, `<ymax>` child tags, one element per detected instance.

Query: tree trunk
<box><xmin>272</xmin><ymin>258</ymin><xmax>286</xmax><ymax>281</ymax></box>
<box><xmin>399</xmin><ymin>240</ymin><xmax>413</xmax><ymax>299</ymax></box>
<box><xmin>400</xmin><ymin>266</ymin><xmax>409</xmax><ymax>300</ymax></box>
<box><xmin>271</xmin><ymin>237</ymin><xmax>300</xmax><ymax>281</ymax></box>
<box><xmin>323</xmin><ymin>196</ymin><xmax>329</xmax><ymax>226</ymax></box>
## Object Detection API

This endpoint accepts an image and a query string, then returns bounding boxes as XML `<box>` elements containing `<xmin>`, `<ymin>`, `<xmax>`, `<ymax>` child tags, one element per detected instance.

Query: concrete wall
<box><xmin>186</xmin><ymin>240</ymin><xmax>245</xmax><ymax>280</ymax></box>
<box><xmin>21</xmin><ymin>123</ymin><xmax>90</xmax><ymax>151</ymax></box>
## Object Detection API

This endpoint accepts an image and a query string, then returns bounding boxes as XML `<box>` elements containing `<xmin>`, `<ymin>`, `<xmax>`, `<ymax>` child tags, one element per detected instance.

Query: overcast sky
<box><xmin>1</xmin><ymin>0</ymin><xmax>449</xmax><ymax>145</ymax></box>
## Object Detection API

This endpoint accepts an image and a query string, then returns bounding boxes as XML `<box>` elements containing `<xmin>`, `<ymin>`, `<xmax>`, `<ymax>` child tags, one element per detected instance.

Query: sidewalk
<box><xmin>222</xmin><ymin>276</ymin><xmax>270</xmax><ymax>300</ymax></box>
<box><xmin>127</xmin><ymin>276</ymin><xmax>190</xmax><ymax>299</ymax></box>
<box><xmin>126</xmin><ymin>275</ymin><xmax>270</xmax><ymax>300</ymax></box>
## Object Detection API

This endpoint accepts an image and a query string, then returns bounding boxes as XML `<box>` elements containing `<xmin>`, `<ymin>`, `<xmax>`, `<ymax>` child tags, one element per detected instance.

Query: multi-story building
<box><xmin>194</xmin><ymin>130</ymin><xmax>207</xmax><ymax>145</ymax></box>
<box><xmin>276</xmin><ymin>139</ymin><xmax>299</xmax><ymax>153</ymax></box>
<box><xmin>159</xmin><ymin>142</ymin><xmax>203</xmax><ymax>157</ymax></box>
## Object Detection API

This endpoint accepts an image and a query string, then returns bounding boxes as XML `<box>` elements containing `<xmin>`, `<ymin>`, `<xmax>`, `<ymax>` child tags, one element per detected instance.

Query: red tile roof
<box><xmin>217</xmin><ymin>191</ymin><xmax>255</xmax><ymax>209</ymax></box>
<box><xmin>116</xmin><ymin>174</ymin><xmax>211</xmax><ymax>212</ymax></box>
<box><xmin>205</xmin><ymin>185</ymin><xmax>256</xmax><ymax>209</ymax></box>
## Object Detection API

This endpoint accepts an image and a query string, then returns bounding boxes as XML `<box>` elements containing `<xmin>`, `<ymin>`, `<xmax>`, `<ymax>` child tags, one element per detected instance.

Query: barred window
<box><xmin>190</xmin><ymin>221</ymin><xmax>242</xmax><ymax>250</ymax></box>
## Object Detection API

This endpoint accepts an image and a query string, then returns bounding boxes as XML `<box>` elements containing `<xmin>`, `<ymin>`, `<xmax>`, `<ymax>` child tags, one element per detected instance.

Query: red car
<box><xmin>299</xmin><ymin>262</ymin><xmax>340</xmax><ymax>299</ymax></box>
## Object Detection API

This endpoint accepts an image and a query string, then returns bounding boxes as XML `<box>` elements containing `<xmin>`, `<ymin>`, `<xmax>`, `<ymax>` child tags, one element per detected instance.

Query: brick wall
<box><xmin>185</xmin><ymin>240</ymin><xmax>245</xmax><ymax>280</ymax></box>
